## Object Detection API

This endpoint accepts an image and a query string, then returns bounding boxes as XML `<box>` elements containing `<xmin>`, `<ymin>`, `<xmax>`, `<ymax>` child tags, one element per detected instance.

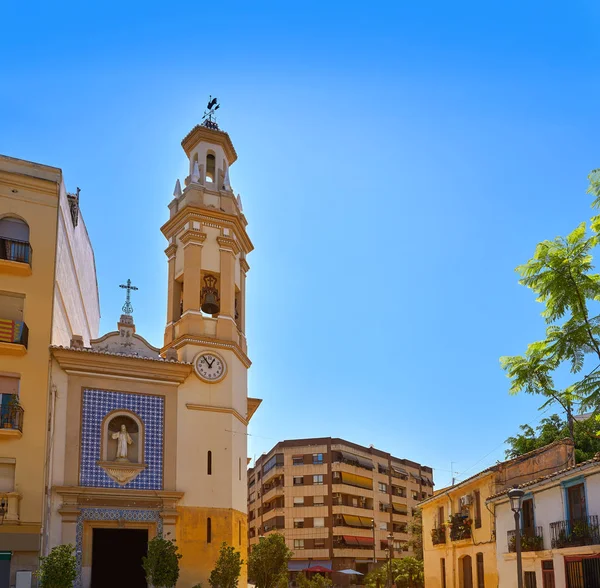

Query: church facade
<box><xmin>46</xmin><ymin>119</ymin><xmax>258</xmax><ymax>587</ymax></box>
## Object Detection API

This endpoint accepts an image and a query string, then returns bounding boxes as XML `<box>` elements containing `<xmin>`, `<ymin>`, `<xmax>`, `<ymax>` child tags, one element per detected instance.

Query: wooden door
<box><xmin>523</xmin><ymin>498</ymin><xmax>535</xmax><ymax>536</ymax></box>
<box><xmin>462</xmin><ymin>556</ymin><xmax>473</xmax><ymax>588</ymax></box>
<box><xmin>568</xmin><ymin>484</ymin><xmax>586</xmax><ymax>522</ymax></box>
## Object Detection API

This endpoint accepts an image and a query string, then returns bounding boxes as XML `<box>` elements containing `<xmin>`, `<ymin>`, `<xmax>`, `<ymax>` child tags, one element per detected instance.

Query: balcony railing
<box><xmin>449</xmin><ymin>515</ymin><xmax>472</xmax><ymax>541</ymax></box>
<box><xmin>507</xmin><ymin>527</ymin><xmax>543</xmax><ymax>552</ymax></box>
<box><xmin>550</xmin><ymin>516</ymin><xmax>600</xmax><ymax>549</ymax></box>
<box><xmin>332</xmin><ymin>498</ymin><xmax>372</xmax><ymax>510</ymax></box>
<box><xmin>431</xmin><ymin>526</ymin><xmax>446</xmax><ymax>545</ymax></box>
<box><xmin>0</xmin><ymin>320</ymin><xmax>28</xmax><ymax>348</ymax></box>
<box><xmin>0</xmin><ymin>238</ymin><xmax>32</xmax><ymax>266</ymax></box>
<box><xmin>0</xmin><ymin>404</ymin><xmax>24</xmax><ymax>433</ymax></box>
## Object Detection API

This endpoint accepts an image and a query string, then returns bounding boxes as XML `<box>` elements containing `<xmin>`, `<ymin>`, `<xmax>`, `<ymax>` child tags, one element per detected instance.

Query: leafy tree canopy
<box><xmin>297</xmin><ymin>572</ymin><xmax>333</xmax><ymax>588</ymax></box>
<box><xmin>36</xmin><ymin>544</ymin><xmax>77</xmax><ymax>588</ymax></box>
<box><xmin>506</xmin><ymin>413</ymin><xmax>600</xmax><ymax>463</ymax></box>
<box><xmin>407</xmin><ymin>509</ymin><xmax>423</xmax><ymax>561</ymax></box>
<box><xmin>248</xmin><ymin>533</ymin><xmax>292</xmax><ymax>588</ymax></box>
<box><xmin>142</xmin><ymin>536</ymin><xmax>182</xmax><ymax>588</ymax></box>
<box><xmin>501</xmin><ymin>169</ymin><xmax>600</xmax><ymax>433</ymax></box>
<box><xmin>364</xmin><ymin>558</ymin><xmax>424</xmax><ymax>588</ymax></box>
<box><xmin>209</xmin><ymin>543</ymin><xmax>243</xmax><ymax>588</ymax></box>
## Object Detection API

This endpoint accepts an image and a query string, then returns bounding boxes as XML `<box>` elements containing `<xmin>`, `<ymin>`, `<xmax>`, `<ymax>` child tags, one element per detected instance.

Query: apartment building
<box><xmin>247</xmin><ymin>438</ymin><xmax>434</xmax><ymax>583</ymax></box>
<box><xmin>0</xmin><ymin>155</ymin><xmax>100</xmax><ymax>585</ymax></box>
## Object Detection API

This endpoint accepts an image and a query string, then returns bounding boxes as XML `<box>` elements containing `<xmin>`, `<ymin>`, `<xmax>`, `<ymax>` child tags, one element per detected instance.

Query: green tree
<box><xmin>394</xmin><ymin>557</ymin><xmax>424</xmax><ymax>588</ymax></box>
<box><xmin>209</xmin><ymin>543</ymin><xmax>243</xmax><ymax>588</ymax></box>
<box><xmin>407</xmin><ymin>508</ymin><xmax>423</xmax><ymax>560</ymax></box>
<box><xmin>142</xmin><ymin>536</ymin><xmax>182</xmax><ymax>588</ymax></box>
<box><xmin>36</xmin><ymin>544</ymin><xmax>77</xmax><ymax>588</ymax></box>
<box><xmin>501</xmin><ymin>169</ymin><xmax>600</xmax><ymax>435</ymax></box>
<box><xmin>248</xmin><ymin>533</ymin><xmax>292</xmax><ymax>588</ymax></box>
<box><xmin>506</xmin><ymin>413</ymin><xmax>600</xmax><ymax>463</ymax></box>
<box><xmin>365</xmin><ymin>560</ymin><xmax>402</xmax><ymax>588</ymax></box>
<box><xmin>297</xmin><ymin>573</ymin><xmax>332</xmax><ymax>588</ymax></box>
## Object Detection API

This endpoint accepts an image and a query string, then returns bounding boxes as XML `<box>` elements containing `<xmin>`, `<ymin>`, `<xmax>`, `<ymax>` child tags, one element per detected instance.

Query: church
<box><xmin>44</xmin><ymin>113</ymin><xmax>260</xmax><ymax>587</ymax></box>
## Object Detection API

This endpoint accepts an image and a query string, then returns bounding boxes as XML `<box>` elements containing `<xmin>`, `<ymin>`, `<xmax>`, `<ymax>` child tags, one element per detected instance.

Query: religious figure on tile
<box><xmin>112</xmin><ymin>424</ymin><xmax>133</xmax><ymax>461</ymax></box>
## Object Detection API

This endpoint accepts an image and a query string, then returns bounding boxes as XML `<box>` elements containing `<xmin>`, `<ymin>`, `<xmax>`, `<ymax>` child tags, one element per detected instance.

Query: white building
<box><xmin>488</xmin><ymin>455</ymin><xmax>600</xmax><ymax>588</ymax></box>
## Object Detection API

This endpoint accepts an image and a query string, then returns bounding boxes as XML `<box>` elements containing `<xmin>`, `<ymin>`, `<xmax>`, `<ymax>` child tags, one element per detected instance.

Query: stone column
<box><xmin>163</xmin><ymin>244</ymin><xmax>178</xmax><ymax>346</ymax></box>
<box><xmin>179</xmin><ymin>230</ymin><xmax>206</xmax><ymax>337</ymax></box>
<box><xmin>216</xmin><ymin>236</ymin><xmax>239</xmax><ymax>341</ymax></box>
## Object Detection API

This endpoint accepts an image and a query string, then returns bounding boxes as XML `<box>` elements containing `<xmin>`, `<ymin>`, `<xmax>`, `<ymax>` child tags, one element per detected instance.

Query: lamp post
<box><xmin>508</xmin><ymin>487</ymin><xmax>525</xmax><ymax>588</ymax></box>
<box><xmin>387</xmin><ymin>532</ymin><xmax>394</xmax><ymax>588</ymax></box>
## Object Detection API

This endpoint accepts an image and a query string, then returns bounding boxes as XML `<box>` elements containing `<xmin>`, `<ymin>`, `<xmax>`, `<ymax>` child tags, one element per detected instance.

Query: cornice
<box><xmin>54</xmin><ymin>485</ymin><xmax>184</xmax><ymax>505</ymax></box>
<box><xmin>186</xmin><ymin>403</ymin><xmax>248</xmax><ymax>426</ymax></box>
<box><xmin>51</xmin><ymin>347</ymin><xmax>192</xmax><ymax>383</ymax></box>
<box><xmin>164</xmin><ymin>243</ymin><xmax>177</xmax><ymax>260</ymax></box>
<box><xmin>163</xmin><ymin>335</ymin><xmax>252</xmax><ymax>368</ymax></box>
<box><xmin>247</xmin><ymin>397</ymin><xmax>262</xmax><ymax>422</ymax></box>
<box><xmin>240</xmin><ymin>258</ymin><xmax>250</xmax><ymax>274</ymax></box>
<box><xmin>180</xmin><ymin>230</ymin><xmax>207</xmax><ymax>246</ymax></box>
<box><xmin>0</xmin><ymin>170</ymin><xmax>59</xmax><ymax>197</ymax></box>
<box><xmin>217</xmin><ymin>236</ymin><xmax>240</xmax><ymax>256</ymax></box>
<box><xmin>161</xmin><ymin>206</ymin><xmax>253</xmax><ymax>254</ymax></box>
<box><xmin>181</xmin><ymin>125</ymin><xmax>237</xmax><ymax>164</ymax></box>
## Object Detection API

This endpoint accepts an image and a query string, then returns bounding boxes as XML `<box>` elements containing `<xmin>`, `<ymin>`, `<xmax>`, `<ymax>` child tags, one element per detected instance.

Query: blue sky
<box><xmin>2</xmin><ymin>0</ymin><xmax>600</xmax><ymax>488</ymax></box>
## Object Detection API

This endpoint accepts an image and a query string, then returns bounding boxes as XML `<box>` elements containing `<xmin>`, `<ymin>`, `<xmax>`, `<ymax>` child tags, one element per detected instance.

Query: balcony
<box><xmin>449</xmin><ymin>514</ymin><xmax>472</xmax><ymax>541</ymax></box>
<box><xmin>0</xmin><ymin>238</ymin><xmax>32</xmax><ymax>276</ymax></box>
<box><xmin>431</xmin><ymin>526</ymin><xmax>446</xmax><ymax>545</ymax></box>
<box><xmin>262</xmin><ymin>483</ymin><xmax>284</xmax><ymax>503</ymax></box>
<box><xmin>550</xmin><ymin>516</ymin><xmax>600</xmax><ymax>549</ymax></box>
<box><xmin>0</xmin><ymin>320</ymin><xmax>28</xmax><ymax>356</ymax></box>
<box><xmin>508</xmin><ymin>527</ymin><xmax>543</xmax><ymax>552</ymax></box>
<box><xmin>0</xmin><ymin>404</ymin><xmax>24</xmax><ymax>438</ymax></box>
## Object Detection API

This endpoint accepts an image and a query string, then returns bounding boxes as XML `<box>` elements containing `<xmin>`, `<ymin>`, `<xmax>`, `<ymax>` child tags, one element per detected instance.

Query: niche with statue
<box><xmin>97</xmin><ymin>411</ymin><xmax>147</xmax><ymax>485</ymax></box>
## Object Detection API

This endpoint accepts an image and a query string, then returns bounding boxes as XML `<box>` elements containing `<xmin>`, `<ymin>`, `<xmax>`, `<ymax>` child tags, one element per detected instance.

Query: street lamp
<box><xmin>387</xmin><ymin>532</ymin><xmax>394</xmax><ymax>588</ymax></box>
<box><xmin>508</xmin><ymin>487</ymin><xmax>525</xmax><ymax>588</ymax></box>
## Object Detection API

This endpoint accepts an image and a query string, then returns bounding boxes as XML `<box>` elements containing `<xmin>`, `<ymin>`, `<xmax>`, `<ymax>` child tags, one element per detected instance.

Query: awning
<box><xmin>356</xmin><ymin>536</ymin><xmax>374</xmax><ymax>546</ymax></box>
<box><xmin>391</xmin><ymin>465</ymin><xmax>407</xmax><ymax>476</ymax></box>
<box><xmin>305</xmin><ymin>566</ymin><xmax>332</xmax><ymax>573</ymax></box>
<box><xmin>341</xmin><ymin>535</ymin><xmax>360</xmax><ymax>546</ymax></box>
<box><xmin>340</xmin><ymin>472</ymin><xmax>373</xmax><ymax>490</ymax></box>
<box><xmin>288</xmin><ymin>561</ymin><xmax>310</xmax><ymax>571</ymax></box>
<box><xmin>336</xmin><ymin>450</ymin><xmax>373</xmax><ymax>470</ymax></box>
<box><xmin>338</xmin><ymin>569</ymin><xmax>364</xmax><ymax>575</ymax></box>
<box><xmin>392</xmin><ymin>502</ymin><xmax>408</xmax><ymax>514</ymax></box>
<box><xmin>342</xmin><ymin>515</ymin><xmax>373</xmax><ymax>528</ymax></box>
<box><xmin>310</xmin><ymin>561</ymin><xmax>332</xmax><ymax>569</ymax></box>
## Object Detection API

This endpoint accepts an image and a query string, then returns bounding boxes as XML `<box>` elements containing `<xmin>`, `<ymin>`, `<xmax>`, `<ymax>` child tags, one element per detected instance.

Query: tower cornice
<box><xmin>181</xmin><ymin>125</ymin><xmax>237</xmax><ymax>165</ymax></box>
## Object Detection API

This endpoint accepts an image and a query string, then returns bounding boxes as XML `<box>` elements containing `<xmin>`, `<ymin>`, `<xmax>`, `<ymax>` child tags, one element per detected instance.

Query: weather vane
<box><xmin>119</xmin><ymin>279</ymin><xmax>138</xmax><ymax>315</ymax></box>
<box><xmin>201</xmin><ymin>95</ymin><xmax>220</xmax><ymax>130</ymax></box>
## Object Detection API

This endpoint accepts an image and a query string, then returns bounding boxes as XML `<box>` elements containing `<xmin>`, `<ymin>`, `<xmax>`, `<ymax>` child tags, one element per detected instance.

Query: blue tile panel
<box><xmin>75</xmin><ymin>507</ymin><xmax>163</xmax><ymax>588</ymax></box>
<box><xmin>80</xmin><ymin>388</ymin><xmax>164</xmax><ymax>490</ymax></box>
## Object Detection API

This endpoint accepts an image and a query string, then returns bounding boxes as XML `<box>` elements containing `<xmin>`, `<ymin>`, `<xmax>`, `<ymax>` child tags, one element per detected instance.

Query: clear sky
<box><xmin>2</xmin><ymin>0</ymin><xmax>600</xmax><ymax>488</ymax></box>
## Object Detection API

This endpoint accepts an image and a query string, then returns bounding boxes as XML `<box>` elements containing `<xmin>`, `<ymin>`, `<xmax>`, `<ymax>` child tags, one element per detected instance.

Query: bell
<box><xmin>201</xmin><ymin>291</ymin><xmax>220</xmax><ymax>315</ymax></box>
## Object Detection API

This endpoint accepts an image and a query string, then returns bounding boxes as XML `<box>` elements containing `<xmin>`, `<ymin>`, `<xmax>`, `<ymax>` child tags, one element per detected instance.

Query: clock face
<box><xmin>195</xmin><ymin>353</ymin><xmax>226</xmax><ymax>382</ymax></box>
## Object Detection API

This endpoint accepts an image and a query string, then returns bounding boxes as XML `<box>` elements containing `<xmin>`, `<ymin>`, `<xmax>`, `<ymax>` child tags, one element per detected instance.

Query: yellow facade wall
<box><xmin>177</xmin><ymin>506</ymin><xmax>248</xmax><ymax>587</ymax></box>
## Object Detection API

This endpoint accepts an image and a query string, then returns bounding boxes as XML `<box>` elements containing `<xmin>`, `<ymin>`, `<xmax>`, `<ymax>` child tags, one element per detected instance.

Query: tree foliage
<box><xmin>36</xmin><ymin>544</ymin><xmax>77</xmax><ymax>588</ymax></box>
<box><xmin>209</xmin><ymin>543</ymin><xmax>243</xmax><ymax>588</ymax></box>
<box><xmin>365</xmin><ymin>558</ymin><xmax>424</xmax><ymax>588</ymax></box>
<box><xmin>407</xmin><ymin>508</ymin><xmax>423</xmax><ymax>560</ymax></box>
<box><xmin>248</xmin><ymin>533</ymin><xmax>292</xmax><ymax>588</ymax></box>
<box><xmin>297</xmin><ymin>572</ymin><xmax>333</xmax><ymax>588</ymax></box>
<box><xmin>506</xmin><ymin>413</ymin><xmax>600</xmax><ymax>463</ymax></box>
<box><xmin>501</xmin><ymin>169</ymin><xmax>600</xmax><ymax>430</ymax></box>
<box><xmin>142</xmin><ymin>536</ymin><xmax>182</xmax><ymax>588</ymax></box>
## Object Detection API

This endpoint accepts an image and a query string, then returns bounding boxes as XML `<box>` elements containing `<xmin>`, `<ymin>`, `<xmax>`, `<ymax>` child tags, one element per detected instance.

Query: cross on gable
<box><xmin>119</xmin><ymin>279</ymin><xmax>138</xmax><ymax>315</ymax></box>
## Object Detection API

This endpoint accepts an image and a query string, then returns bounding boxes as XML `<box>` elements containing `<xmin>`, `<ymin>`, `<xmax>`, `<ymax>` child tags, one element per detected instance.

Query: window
<box><xmin>314</xmin><ymin>517</ymin><xmax>325</xmax><ymax>528</ymax></box>
<box><xmin>207</xmin><ymin>517</ymin><xmax>212</xmax><ymax>543</ymax></box>
<box><xmin>315</xmin><ymin>539</ymin><xmax>325</xmax><ymax>549</ymax></box>
<box><xmin>207</xmin><ymin>451</ymin><xmax>212</xmax><ymax>475</ymax></box>
<box><xmin>476</xmin><ymin>553</ymin><xmax>484</xmax><ymax>588</ymax></box>
<box><xmin>262</xmin><ymin>454</ymin><xmax>284</xmax><ymax>475</ymax></box>
<box><xmin>292</xmin><ymin>455</ymin><xmax>303</xmax><ymax>466</ymax></box>
<box><xmin>437</xmin><ymin>505</ymin><xmax>445</xmax><ymax>527</ymax></box>
<box><xmin>541</xmin><ymin>561</ymin><xmax>554</xmax><ymax>588</ymax></box>
<box><xmin>313</xmin><ymin>474</ymin><xmax>323</xmax><ymax>485</ymax></box>
<box><xmin>567</xmin><ymin>483</ymin><xmax>587</xmax><ymax>521</ymax></box>
<box><xmin>206</xmin><ymin>153</ymin><xmax>216</xmax><ymax>183</ymax></box>
<box><xmin>441</xmin><ymin>558</ymin><xmax>446</xmax><ymax>588</ymax></box>
<box><xmin>412</xmin><ymin>490</ymin><xmax>419</xmax><ymax>500</ymax></box>
<box><xmin>0</xmin><ymin>459</ymin><xmax>15</xmax><ymax>493</ymax></box>
<box><xmin>313</xmin><ymin>453</ymin><xmax>324</xmax><ymax>464</ymax></box>
<box><xmin>239</xmin><ymin>458</ymin><xmax>242</xmax><ymax>481</ymax></box>
<box><xmin>294</xmin><ymin>518</ymin><xmax>304</xmax><ymax>529</ymax></box>
<box><xmin>379</xmin><ymin>522</ymin><xmax>388</xmax><ymax>531</ymax></box>
<box><xmin>0</xmin><ymin>217</ymin><xmax>31</xmax><ymax>263</ymax></box>
<box><xmin>294</xmin><ymin>539</ymin><xmax>304</xmax><ymax>549</ymax></box>
<box><xmin>524</xmin><ymin>572</ymin><xmax>537</xmax><ymax>588</ymax></box>
<box><xmin>474</xmin><ymin>490</ymin><xmax>482</xmax><ymax>528</ymax></box>
<box><xmin>0</xmin><ymin>376</ymin><xmax>19</xmax><ymax>424</ymax></box>
<box><xmin>294</xmin><ymin>497</ymin><xmax>304</xmax><ymax>507</ymax></box>
<box><xmin>293</xmin><ymin>476</ymin><xmax>304</xmax><ymax>486</ymax></box>
<box><xmin>522</xmin><ymin>498</ymin><xmax>534</xmax><ymax>535</ymax></box>
<box><xmin>314</xmin><ymin>495</ymin><xmax>325</xmax><ymax>506</ymax></box>
<box><xmin>379</xmin><ymin>503</ymin><xmax>390</xmax><ymax>512</ymax></box>
<box><xmin>248</xmin><ymin>492</ymin><xmax>255</xmax><ymax>503</ymax></box>
<box><xmin>379</xmin><ymin>482</ymin><xmax>388</xmax><ymax>493</ymax></box>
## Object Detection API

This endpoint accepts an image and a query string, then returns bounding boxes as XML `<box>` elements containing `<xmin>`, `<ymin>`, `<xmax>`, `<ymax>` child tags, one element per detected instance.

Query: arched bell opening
<box><xmin>201</xmin><ymin>273</ymin><xmax>220</xmax><ymax>316</ymax></box>
<box><xmin>205</xmin><ymin>152</ymin><xmax>216</xmax><ymax>183</ymax></box>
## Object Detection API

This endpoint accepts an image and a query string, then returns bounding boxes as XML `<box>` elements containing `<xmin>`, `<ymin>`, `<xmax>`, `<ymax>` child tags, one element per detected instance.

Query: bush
<box><xmin>248</xmin><ymin>533</ymin><xmax>292</xmax><ymax>588</ymax></box>
<box><xmin>209</xmin><ymin>543</ymin><xmax>243</xmax><ymax>588</ymax></box>
<box><xmin>142</xmin><ymin>536</ymin><xmax>182</xmax><ymax>588</ymax></box>
<box><xmin>36</xmin><ymin>544</ymin><xmax>77</xmax><ymax>588</ymax></box>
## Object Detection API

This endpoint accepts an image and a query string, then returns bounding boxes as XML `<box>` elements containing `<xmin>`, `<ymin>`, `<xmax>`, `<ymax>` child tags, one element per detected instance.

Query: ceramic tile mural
<box><xmin>80</xmin><ymin>389</ymin><xmax>164</xmax><ymax>489</ymax></box>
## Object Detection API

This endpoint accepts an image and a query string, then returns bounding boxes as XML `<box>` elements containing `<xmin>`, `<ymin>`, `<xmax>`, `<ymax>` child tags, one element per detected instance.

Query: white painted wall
<box><xmin>52</xmin><ymin>180</ymin><xmax>100</xmax><ymax>346</ymax></box>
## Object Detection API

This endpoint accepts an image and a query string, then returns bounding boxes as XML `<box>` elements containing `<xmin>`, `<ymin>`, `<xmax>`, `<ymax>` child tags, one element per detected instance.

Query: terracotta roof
<box><xmin>50</xmin><ymin>345</ymin><xmax>190</xmax><ymax>364</ymax></box>
<box><xmin>486</xmin><ymin>453</ymin><xmax>600</xmax><ymax>502</ymax></box>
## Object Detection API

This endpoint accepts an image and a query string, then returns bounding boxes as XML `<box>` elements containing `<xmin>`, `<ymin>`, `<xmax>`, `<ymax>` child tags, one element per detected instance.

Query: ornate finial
<box><xmin>191</xmin><ymin>161</ymin><xmax>200</xmax><ymax>183</ymax></box>
<box><xmin>201</xmin><ymin>95</ymin><xmax>220</xmax><ymax>130</ymax></box>
<box><xmin>173</xmin><ymin>179</ymin><xmax>182</xmax><ymax>198</ymax></box>
<box><xmin>119</xmin><ymin>279</ymin><xmax>138</xmax><ymax>315</ymax></box>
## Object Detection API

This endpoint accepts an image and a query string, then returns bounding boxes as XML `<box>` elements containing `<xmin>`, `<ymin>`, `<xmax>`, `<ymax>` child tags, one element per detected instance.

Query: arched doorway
<box><xmin>462</xmin><ymin>555</ymin><xmax>473</xmax><ymax>588</ymax></box>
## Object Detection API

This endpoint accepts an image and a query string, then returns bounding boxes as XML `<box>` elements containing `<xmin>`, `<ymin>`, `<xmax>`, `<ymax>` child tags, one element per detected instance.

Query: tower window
<box><xmin>239</xmin><ymin>457</ymin><xmax>242</xmax><ymax>481</ymax></box>
<box><xmin>208</xmin><ymin>450</ymin><xmax>212</xmax><ymax>475</ymax></box>
<box><xmin>207</xmin><ymin>517</ymin><xmax>212</xmax><ymax>543</ymax></box>
<box><xmin>206</xmin><ymin>153</ymin><xmax>216</xmax><ymax>183</ymax></box>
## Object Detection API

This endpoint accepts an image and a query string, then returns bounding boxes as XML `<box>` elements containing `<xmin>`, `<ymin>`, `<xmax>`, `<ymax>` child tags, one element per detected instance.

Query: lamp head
<box><xmin>508</xmin><ymin>487</ymin><xmax>525</xmax><ymax>513</ymax></box>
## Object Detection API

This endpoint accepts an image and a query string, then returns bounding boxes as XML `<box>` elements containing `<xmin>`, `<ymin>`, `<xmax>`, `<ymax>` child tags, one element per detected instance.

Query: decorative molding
<box><xmin>186</xmin><ymin>403</ymin><xmax>248</xmax><ymax>426</ymax></box>
<box><xmin>180</xmin><ymin>125</ymin><xmax>238</xmax><ymax>164</ymax></box>
<box><xmin>164</xmin><ymin>243</ymin><xmax>177</xmax><ymax>260</ymax></box>
<box><xmin>179</xmin><ymin>230</ymin><xmax>207</xmax><ymax>246</ymax></box>
<box><xmin>0</xmin><ymin>343</ymin><xmax>26</xmax><ymax>357</ymax></box>
<box><xmin>217</xmin><ymin>236</ymin><xmax>240</xmax><ymax>256</ymax></box>
<box><xmin>247</xmin><ymin>397</ymin><xmax>262</xmax><ymax>423</ymax></box>
<box><xmin>164</xmin><ymin>335</ymin><xmax>251</xmax><ymax>368</ymax></box>
<box><xmin>240</xmin><ymin>258</ymin><xmax>250</xmax><ymax>273</ymax></box>
<box><xmin>97</xmin><ymin>461</ymin><xmax>147</xmax><ymax>485</ymax></box>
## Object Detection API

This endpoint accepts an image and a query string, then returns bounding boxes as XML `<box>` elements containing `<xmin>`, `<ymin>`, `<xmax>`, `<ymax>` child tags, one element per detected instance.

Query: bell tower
<box><xmin>161</xmin><ymin>100</ymin><xmax>256</xmax><ymax>585</ymax></box>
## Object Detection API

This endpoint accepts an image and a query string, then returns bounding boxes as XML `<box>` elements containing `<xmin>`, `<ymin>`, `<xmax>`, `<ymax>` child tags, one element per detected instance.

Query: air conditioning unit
<box><xmin>460</xmin><ymin>494</ymin><xmax>473</xmax><ymax>507</ymax></box>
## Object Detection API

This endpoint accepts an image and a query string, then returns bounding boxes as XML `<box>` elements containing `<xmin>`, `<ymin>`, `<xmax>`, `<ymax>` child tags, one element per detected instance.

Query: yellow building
<box><xmin>46</xmin><ymin>112</ymin><xmax>260</xmax><ymax>587</ymax></box>
<box><xmin>421</xmin><ymin>440</ymin><xmax>574</xmax><ymax>588</ymax></box>
<box><xmin>0</xmin><ymin>156</ymin><xmax>100</xmax><ymax>585</ymax></box>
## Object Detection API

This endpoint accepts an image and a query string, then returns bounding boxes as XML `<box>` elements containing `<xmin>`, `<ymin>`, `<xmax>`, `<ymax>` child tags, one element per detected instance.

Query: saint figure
<box><xmin>112</xmin><ymin>424</ymin><xmax>133</xmax><ymax>461</ymax></box>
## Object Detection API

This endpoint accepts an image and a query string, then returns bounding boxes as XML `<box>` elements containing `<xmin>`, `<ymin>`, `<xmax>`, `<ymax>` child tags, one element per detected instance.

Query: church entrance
<box><xmin>91</xmin><ymin>528</ymin><xmax>148</xmax><ymax>588</ymax></box>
